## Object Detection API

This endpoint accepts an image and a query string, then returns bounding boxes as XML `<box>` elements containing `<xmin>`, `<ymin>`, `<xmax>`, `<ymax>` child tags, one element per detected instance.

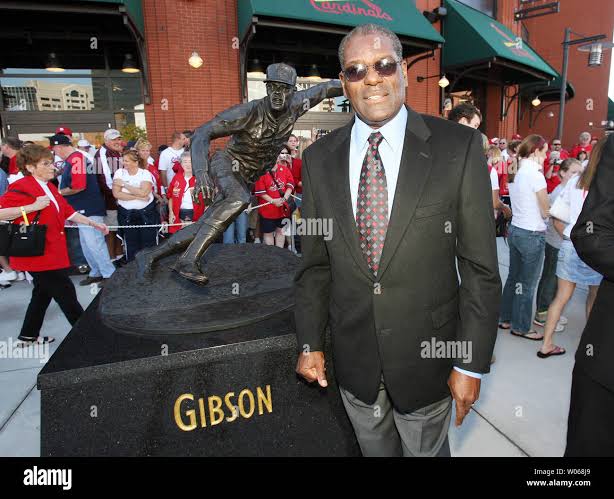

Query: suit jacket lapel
<box><xmin>325</xmin><ymin>118</ymin><xmax>374</xmax><ymax>281</ymax></box>
<box><xmin>377</xmin><ymin>106</ymin><xmax>432</xmax><ymax>280</ymax></box>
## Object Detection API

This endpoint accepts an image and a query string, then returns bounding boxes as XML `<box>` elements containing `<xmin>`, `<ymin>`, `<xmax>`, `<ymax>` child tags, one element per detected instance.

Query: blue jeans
<box><xmin>500</xmin><ymin>225</ymin><xmax>545</xmax><ymax>332</ymax></box>
<box><xmin>535</xmin><ymin>242</ymin><xmax>560</xmax><ymax>316</ymax></box>
<box><xmin>66</xmin><ymin>225</ymin><xmax>87</xmax><ymax>267</ymax></box>
<box><xmin>117</xmin><ymin>201</ymin><xmax>159</xmax><ymax>262</ymax></box>
<box><xmin>223</xmin><ymin>211</ymin><xmax>248</xmax><ymax>244</ymax></box>
<box><xmin>78</xmin><ymin>216</ymin><xmax>116</xmax><ymax>278</ymax></box>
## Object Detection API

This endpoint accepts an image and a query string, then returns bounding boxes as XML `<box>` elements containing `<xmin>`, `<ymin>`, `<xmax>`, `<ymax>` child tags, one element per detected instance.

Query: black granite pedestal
<box><xmin>38</xmin><ymin>244</ymin><xmax>360</xmax><ymax>456</ymax></box>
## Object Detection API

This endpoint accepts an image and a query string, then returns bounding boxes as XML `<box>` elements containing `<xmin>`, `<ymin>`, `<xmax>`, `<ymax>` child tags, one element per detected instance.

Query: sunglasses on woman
<box><xmin>342</xmin><ymin>57</ymin><xmax>402</xmax><ymax>83</ymax></box>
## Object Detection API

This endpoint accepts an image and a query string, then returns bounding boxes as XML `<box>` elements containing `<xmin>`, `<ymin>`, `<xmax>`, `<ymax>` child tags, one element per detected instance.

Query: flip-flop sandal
<box><xmin>498</xmin><ymin>323</ymin><xmax>511</xmax><ymax>330</ymax></box>
<box><xmin>16</xmin><ymin>336</ymin><xmax>55</xmax><ymax>347</ymax></box>
<box><xmin>537</xmin><ymin>345</ymin><xmax>566</xmax><ymax>358</ymax></box>
<box><xmin>511</xmin><ymin>330</ymin><xmax>544</xmax><ymax>341</ymax></box>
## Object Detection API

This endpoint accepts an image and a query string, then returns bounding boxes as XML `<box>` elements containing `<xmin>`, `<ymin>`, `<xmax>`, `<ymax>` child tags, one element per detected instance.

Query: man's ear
<box><xmin>402</xmin><ymin>60</ymin><xmax>408</xmax><ymax>88</ymax></box>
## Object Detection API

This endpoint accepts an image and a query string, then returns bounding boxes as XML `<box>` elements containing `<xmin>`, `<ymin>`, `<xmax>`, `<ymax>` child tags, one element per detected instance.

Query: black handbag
<box><xmin>0</xmin><ymin>190</ymin><xmax>47</xmax><ymax>257</ymax></box>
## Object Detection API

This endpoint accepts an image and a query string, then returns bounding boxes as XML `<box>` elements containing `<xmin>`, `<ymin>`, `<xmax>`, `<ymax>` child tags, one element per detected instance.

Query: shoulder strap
<box><xmin>7</xmin><ymin>189</ymin><xmax>43</xmax><ymax>223</ymax></box>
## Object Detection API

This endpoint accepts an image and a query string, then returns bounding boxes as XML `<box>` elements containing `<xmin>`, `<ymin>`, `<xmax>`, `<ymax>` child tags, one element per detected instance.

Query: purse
<box><xmin>549</xmin><ymin>191</ymin><xmax>571</xmax><ymax>223</ymax></box>
<box><xmin>0</xmin><ymin>190</ymin><xmax>47</xmax><ymax>257</ymax></box>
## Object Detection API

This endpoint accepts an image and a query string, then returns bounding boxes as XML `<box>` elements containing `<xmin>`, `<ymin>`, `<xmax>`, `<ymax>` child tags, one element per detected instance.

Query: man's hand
<box><xmin>448</xmin><ymin>370</ymin><xmax>481</xmax><ymax>427</ymax></box>
<box><xmin>272</xmin><ymin>198</ymin><xmax>284</xmax><ymax>207</ymax></box>
<box><xmin>296</xmin><ymin>351</ymin><xmax>328</xmax><ymax>387</ymax></box>
<box><xmin>194</xmin><ymin>170</ymin><xmax>214</xmax><ymax>205</ymax></box>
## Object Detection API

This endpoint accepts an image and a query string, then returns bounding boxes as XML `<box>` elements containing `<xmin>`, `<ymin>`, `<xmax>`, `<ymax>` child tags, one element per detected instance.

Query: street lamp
<box><xmin>557</xmin><ymin>29</ymin><xmax>611</xmax><ymax>140</ymax></box>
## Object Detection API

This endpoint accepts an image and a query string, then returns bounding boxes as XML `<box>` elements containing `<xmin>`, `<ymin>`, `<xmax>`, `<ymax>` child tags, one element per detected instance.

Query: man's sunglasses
<box><xmin>342</xmin><ymin>57</ymin><xmax>402</xmax><ymax>82</ymax></box>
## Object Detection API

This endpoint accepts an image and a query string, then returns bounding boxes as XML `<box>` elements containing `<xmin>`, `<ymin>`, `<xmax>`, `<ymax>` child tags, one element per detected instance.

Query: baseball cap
<box><xmin>49</xmin><ymin>134</ymin><xmax>72</xmax><ymax>146</ymax></box>
<box><xmin>104</xmin><ymin>129</ymin><xmax>121</xmax><ymax>141</ymax></box>
<box><xmin>489</xmin><ymin>137</ymin><xmax>499</xmax><ymax>145</ymax></box>
<box><xmin>55</xmin><ymin>126</ymin><xmax>73</xmax><ymax>136</ymax></box>
<box><xmin>264</xmin><ymin>63</ymin><xmax>297</xmax><ymax>86</ymax></box>
<box><xmin>77</xmin><ymin>139</ymin><xmax>91</xmax><ymax>148</ymax></box>
<box><xmin>512</xmin><ymin>134</ymin><xmax>522</xmax><ymax>141</ymax></box>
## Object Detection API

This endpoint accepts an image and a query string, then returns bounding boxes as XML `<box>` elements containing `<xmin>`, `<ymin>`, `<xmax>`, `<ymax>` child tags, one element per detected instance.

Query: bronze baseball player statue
<box><xmin>137</xmin><ymin>63</ymin><xmax>343</xmax><ymax>284</ymax></box>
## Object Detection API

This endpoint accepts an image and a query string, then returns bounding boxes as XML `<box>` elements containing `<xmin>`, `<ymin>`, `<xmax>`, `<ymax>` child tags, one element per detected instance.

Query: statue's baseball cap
<box><xmin>264</xmin><ymin>63</ymin><xmax>297</xmax><ymax>87</ymax></box>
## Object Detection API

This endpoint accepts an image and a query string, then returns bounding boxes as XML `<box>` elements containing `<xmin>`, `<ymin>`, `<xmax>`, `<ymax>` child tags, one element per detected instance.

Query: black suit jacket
<box><xmin>294</xmin><ymin>106</ymin><xmax>501</xmax><ymax>413</ymax></box>
<box><xmin>571</xmin><ymin>133</ymin><xmax>614</xmax><ymax>392</ymax></box>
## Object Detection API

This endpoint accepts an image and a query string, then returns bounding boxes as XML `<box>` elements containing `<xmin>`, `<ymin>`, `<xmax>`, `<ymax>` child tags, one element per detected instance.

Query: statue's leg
<box><xmin>172</xmin><ymin>156</ymin><xmax>251</xmax><ymax>284</ymax></box>
<box><xmin>135</xmin><ymin>219</ymin><xmax>201</xmax><ymax>278</ymax></box>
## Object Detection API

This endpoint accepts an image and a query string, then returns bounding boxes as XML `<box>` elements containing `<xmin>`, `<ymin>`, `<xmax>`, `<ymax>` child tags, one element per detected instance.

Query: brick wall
<box><xmin>518</xmin><ymin>0</ymin><xmax>614</xmax><ymax>147</ymax></box>
<box><xmin>142</xmin><ymin>0</ymin><xmax>241</xmax><ymax>149</ymax></box>
<box><xmin>406</xmin><ymin>0</ymin><xmax>443</xmax><ymax>117</ymax></box>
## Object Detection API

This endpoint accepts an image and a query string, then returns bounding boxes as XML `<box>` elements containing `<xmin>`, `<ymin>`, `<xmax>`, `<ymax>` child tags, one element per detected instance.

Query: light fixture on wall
<box><xmin>45</xmin><ymin>52</ymin><xmax>64</xmax><ymax>72</ymax></box>
<box><xmin>306</xmin><ymin>64</ymin><xmax>321</xmax><ymax>81</ymax></box>
<box><xmin>578</xmin><ymin>41</ymin><xmax>614</xmax><ymax>67</ymax></box>
<box><xmin>188</xmin><ymin>51</ymin><xmax>203</xmax><ymax>68</ymax></box>
<box><xmin>247</xmin><ymin>59</ymin><xmax>265</xmax><ymax>78</ymax></box>
<box><xmin>416</xmin><ymin>74</ymin><xmax>449</xmax><ymax>88</ymax></box>
<box><xmin>121</xmin><ymin>54</ymin><xmax>140</xmax><ymax>73</ymax></box>
<box><xmin>531</xmin><ymin>96</ymin><xmax>541</xmax><ymax>107</ymax></box>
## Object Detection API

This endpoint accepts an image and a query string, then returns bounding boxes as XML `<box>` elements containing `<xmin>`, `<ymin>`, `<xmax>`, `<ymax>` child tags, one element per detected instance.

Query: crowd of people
<box><xmin>0</xmin><ymin>104</ymin><xmax>607</xmax><ymax>355</ymax></box>
<box><xmin>448</xmin><ymin>102</ymin><xmax>605</xmax><ymax>359</ymax></box>
<box><xmin>0</xmin><ymin>125</ymin><xmax>306</xmax><ymax>345</ymax></box>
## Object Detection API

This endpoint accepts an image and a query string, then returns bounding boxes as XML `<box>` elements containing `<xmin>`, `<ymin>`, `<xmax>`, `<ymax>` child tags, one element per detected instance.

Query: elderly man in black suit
<box><xmin>566</xmin><ymin>134</ymin><xmax>614</xmax><ymax>456</ymax></box>
<box><xmin>294</xmin><ymin>24</ymin><xmax>501</xmax><ymax>457</ymax></box>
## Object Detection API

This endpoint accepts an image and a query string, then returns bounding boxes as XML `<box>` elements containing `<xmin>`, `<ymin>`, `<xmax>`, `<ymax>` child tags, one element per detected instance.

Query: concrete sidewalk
<box><xmin>0</xmin><ymin>238</ymin><xmax>589</xmax><ymax>456</ymax></box>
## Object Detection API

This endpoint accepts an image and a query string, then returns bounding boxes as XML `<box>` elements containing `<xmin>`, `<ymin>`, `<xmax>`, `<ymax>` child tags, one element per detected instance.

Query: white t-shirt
<box><xmin>545</xmin><ymin>183</ymin><xmax>565</xmax><ymax>249</ymax></box>
<box><xmin>559</xmin><ymin>174</ymin><xmax>589</xmax><ymax>239</ymax></box>
<box><xmin>158</xmin><ymin>146</ymin><xmax>184</xmax><ymax>186</ymax></box>
<box><xmin>113</xmin><ymin>168</ymin><xmax>154</xmax><ymax>210</ymax></box>
<box><xmin>180</xmin><ymin>177</ymin><xmax>194</xmax><ymax>210</ymax></box>
<box><xmin>489</xmin><ymin>167</ymin><xmax>499</xmax><ymax>191</ymax></box>
<box><xmin>509</xmin><ymin>158</ymin><xmax>548</xmax><ymax>232</ymax></box>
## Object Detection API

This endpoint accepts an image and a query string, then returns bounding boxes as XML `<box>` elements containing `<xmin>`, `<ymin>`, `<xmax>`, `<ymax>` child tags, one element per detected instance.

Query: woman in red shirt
<box><xmin>0</xmin><ymin>144</ymin><xmax>108</xmax><ymax>345</ymax></box>
<box><xmin>253</xmin><ymin>146</ymin><xmax>295</xmax><ymax>247</ymax></box>
<box><xmin>167</xmin><ymin>152</ymin><xmax>206</xmax><ymax>234</ymax></box>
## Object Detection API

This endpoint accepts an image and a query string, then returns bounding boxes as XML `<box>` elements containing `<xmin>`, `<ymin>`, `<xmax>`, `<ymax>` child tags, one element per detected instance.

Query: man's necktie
<box><xmin>356</xmin><ymin>131</ymin><xmax>388</xmax><ymax>275</ymax></box>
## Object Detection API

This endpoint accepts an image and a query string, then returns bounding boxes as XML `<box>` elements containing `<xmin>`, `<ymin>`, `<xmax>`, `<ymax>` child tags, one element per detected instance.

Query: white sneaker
<box><xmin>559</xmin><ymin>316</ymin><xmax>568</xmax><ymax>326</ymax></box>
<box><xmin>254</xmin><ymin>238</ymin><xmax>261</xmax><ymax>244</ymax></box>
<box><xmin>14</xmin><ymin>272</ymin><xmax>25</xmax><ymax>281</ymax></box>
<box><xmin>0</xmin><ymin>270</ymin><xmax>17</xmax><ymax>283</ymax></box>
<box><xmin>555</xmin><ymin>323</ymin><xmax>565</xmax><ymax>333</ymax></box>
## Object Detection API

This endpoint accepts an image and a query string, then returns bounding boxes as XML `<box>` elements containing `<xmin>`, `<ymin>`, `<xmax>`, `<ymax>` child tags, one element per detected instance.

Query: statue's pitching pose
<box><xmin>137</xmin><ymin>63</ymin><xmax>343</xmax><ymax>284</ymax></box>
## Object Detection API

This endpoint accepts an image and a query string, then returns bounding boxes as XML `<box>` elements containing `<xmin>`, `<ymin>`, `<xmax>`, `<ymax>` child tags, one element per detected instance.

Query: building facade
<box><xmin>1</xmin><ymin>1</ymin><xmax>611</xmax><ymax>151</ymax></box>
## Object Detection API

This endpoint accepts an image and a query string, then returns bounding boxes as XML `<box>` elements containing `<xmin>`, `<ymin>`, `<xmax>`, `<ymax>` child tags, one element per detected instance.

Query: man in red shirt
<box><xmin>254</xmin><ymin>148</ymin><xmax>294</xmax><ymax>247</ymax></box>
<box><xmin>287</xmin><ymin>133</ymin><xmax>303</xmax><ymax>198</ymax></box>
<box><xmin>544</xmin><ymin>138</ymin><xmax>570</xmax><ymax>193</ymax></box>
<box><xmin>570</xmin><ymin>131</ymin><xmax>593</xmax><ymax>158</ymax></box>
<box><xmin>1</xmin><ymin>137</ymin><xmax>21</xmax><ymax>175</ymax></box>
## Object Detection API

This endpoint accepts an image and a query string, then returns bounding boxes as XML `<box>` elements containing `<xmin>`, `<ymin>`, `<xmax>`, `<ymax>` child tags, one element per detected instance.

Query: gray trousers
<box><xmin>340</xmin><ymin>378</ymin><xmax>452</xmax><ymax>457</ymax></box>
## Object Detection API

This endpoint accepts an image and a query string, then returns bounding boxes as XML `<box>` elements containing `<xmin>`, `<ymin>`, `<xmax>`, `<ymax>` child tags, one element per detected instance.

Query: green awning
<box><xmin>443</xmin><ymin>0</ymin><xmax>557</xmax><ymax>83</ymax></box>
<box><xmin>609</xmin><ymin>98</ymin><xmax>614</xmax><ymax>121</ymax></box>
<box><xmin>521</xmin><ymin>74</ymin><xmax>575</xmax><ymax>102</ymax></box>
<box><xmin>81</xmin><ymin>0</ymin><xmax>144</xmax><ymax>36</ymax></box>
<box><xmin>239</xmin><ymin>0</ymin><xmax>444</xmax><ymax>49</ymax></box>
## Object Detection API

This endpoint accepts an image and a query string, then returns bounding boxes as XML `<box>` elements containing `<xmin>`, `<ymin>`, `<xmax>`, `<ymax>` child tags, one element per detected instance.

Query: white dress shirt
<box><xmin>348</xmin><ymin>107</ymin><xmax>481</xmax><ymax>379</ymax></box>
